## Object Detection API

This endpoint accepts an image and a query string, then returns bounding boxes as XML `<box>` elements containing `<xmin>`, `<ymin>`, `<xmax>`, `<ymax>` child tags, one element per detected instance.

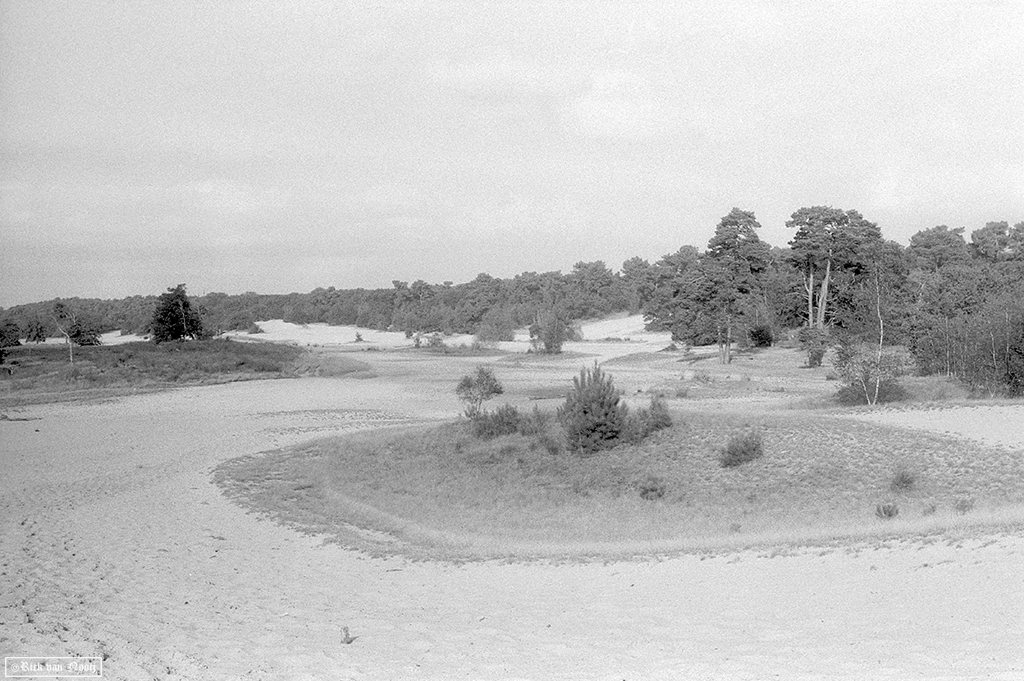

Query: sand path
<box><xmin>2</xmin><ymin>377</ymin><xmax>1023</xmax><ymax>680</ymax></box>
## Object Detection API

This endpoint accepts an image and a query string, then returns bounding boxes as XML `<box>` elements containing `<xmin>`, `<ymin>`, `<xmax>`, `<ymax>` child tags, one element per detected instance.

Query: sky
<box><xmin>1</xmin><ymin>1</ymin><xmax>1022</xmax><ymax>307</ymax></box>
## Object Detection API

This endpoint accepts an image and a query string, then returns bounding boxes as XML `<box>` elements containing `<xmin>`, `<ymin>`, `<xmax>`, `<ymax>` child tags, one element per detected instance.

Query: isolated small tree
<box><xmin>529</xmin><ymin>312</ymin><xmax>568</xmax><ymax>353</ymax></box>
<box><xmin>558</xmin><ymin>363</ymin><xmax>628</xmax><ymax>455</ymax></box>
<box><xmin>455</xmin><ymin>366</ymin><xmax>504</xmax><ymax>418</ymax></box>
<box><xmin>151</xmin><ymin>284</ymin><xmax>204</xmax><ymax>343</ymax></box>
<box><xmin>52</xmin><ymin>302</ymin><xmax>100</xmax><ymax>363</ymax></box>
<box><xmin>832</xmin><ymin>336</ymin><xmax>905</xmax><ymax>405</ymax></box>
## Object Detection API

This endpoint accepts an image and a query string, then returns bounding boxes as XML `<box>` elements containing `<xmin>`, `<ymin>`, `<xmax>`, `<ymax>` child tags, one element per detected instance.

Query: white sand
<box><xmin>223</xmin><ymin>315</ymin><xmax>674</xmax><ymax>365</ymax></box>
<box><xmin>2</xmin><ymin>351</ymin><xmax>1023</xmax><ymax>679</ymax></box>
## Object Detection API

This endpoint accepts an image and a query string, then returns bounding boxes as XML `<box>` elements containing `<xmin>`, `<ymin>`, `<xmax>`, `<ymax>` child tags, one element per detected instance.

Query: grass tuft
<box><xmin>875</xmin><ymin>502</ymin><xmax>899</xmax><ymax>520</ymax></box>
<box><xmin>890</xmin><ymin>469</ymin><xmax>915</xmax><ymax>493</ymax></box>
<box><xmin>719</xmin><ymin>429</ymin><xmax>764</xmax><ymax>468</ymax></box>
<box><xmin>637</xmin><ymin>475</ymin><xmax>667</xmax><ymax>501</ymax></box>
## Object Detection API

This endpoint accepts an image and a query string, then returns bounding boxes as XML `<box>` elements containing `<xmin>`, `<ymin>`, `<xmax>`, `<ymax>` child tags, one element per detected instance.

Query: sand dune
<box><xmin>2</xmin><ymin>347</ymin><xmax>1023</xmax><ymax>679</ymax></box>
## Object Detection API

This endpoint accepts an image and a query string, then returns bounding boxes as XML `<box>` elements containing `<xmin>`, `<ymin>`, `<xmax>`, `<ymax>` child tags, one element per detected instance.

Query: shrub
<box><xmin>836</xmin><ymin>380</ymin><xmax>908</xmax><ymax>406</ymax></box>
<box><xmin>455</xmin><ymin>366</ymin><xmax>504</xmax><ymax>418</ymax></box>
<box><xmin>799</xmin><ymin>327</ymin><xmax>829</xmax><ymax>367</ymax></box>
<box><xmin>833</xmin><ymin>336</ymin><xmax>906</xmax><ymax>405</ymax></box>
<box><xmin>516</xmin><ymin>406</ymin><xmax>550</xmax><ymax>437</ymax></box>
<box><xmin>625</xmin><ymin>396</ymin><xmax>673</xmax><ymax>443</ymax></box>
<box><xmin>637</xmin><ymin>475</ymin><xmax>667</xmax><ymax>501</ymax></box>
<box><xmin>472</xmin><ymin>404</ymin><xmax>523</xmax><ymax>439</ymax></box>
<box><xmin>719</xmin><ymin>429</ymin><xmax>763</xmax><ymax>468</ymax></box>
<box><xmin>890</xmin><ymin>469</ymin><xmax>915</xmax><ymax>493</ymax></box>
<box><xmin>749</xmin><ymin>324</ymin><xmax>774</xmax><ymax>348</ymax></box>
<box><xmin>875</xmin><ymin>502</ymin><xmax>899</xmax><ymax>520</ymax></box>
<box><xmin>558</xmin><ymin>363</ymin><xmax>628</xmax><ymax>455</ymax></box>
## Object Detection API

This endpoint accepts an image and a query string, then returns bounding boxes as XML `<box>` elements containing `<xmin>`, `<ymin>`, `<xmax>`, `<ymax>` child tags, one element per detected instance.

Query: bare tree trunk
<box><xmin>816</xmin><ymin>257</ymin><xmax>832</xmax><ymax>329</ymax></box>
<box><xmin>805</xmin><ymin>270</ymin><xmax>815</xmax><ymax>328</ymax></box>
<box><xmin>944</xmin><ymin>317</ymin><xmax>951</xmax><ymax>377</ymax></box>
<box><xmin>872</xmin><ymin>273</ymin><xmax>884</xmax><ymax>405</ymax></box>
<box><xmin>727</xmin><ymin>320</ymin><xmax>733</xmax><ymax>364</ymax></box>
<box><xmin>178</xmin><ymin>300</ymin><xmax>190</xmax><ymax>340</ymax></box>
<box><xmin>52</xmin><ymin>316</ymin><xmax>74</xmax><ymax>364</ymax></box>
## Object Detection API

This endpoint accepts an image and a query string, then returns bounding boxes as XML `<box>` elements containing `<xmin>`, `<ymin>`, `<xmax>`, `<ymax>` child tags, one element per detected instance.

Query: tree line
<box><xmin>2</xmin><ymin>208</ymin><xmax>1023</xmax><ymax>394</ymax></box>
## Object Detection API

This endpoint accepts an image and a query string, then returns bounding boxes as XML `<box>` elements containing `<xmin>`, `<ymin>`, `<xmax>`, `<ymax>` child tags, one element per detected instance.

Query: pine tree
<box><xmin>151</xmin><ymin>284</ymin><xmax>205</xmax><ymax>343</ymax></box>
<box><xmin>558</xmin><ymin>363</ymin><xmax>628</xmax><ymax>455</ymax></box>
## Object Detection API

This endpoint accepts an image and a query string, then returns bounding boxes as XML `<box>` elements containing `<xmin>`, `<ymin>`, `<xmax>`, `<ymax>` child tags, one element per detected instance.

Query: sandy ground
<box><xmin>2</xmin><ymin>327</ymin><xmax>1024</xmax><ymax>680</ymax></box>
<box><xmin>224</xmin><ymin>316</ymin><xmax>675</xmax><ymax>364</ymax></box>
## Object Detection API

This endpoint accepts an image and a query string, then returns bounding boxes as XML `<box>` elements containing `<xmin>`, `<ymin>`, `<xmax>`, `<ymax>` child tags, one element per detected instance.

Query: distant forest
<box><xmin>2</xmin><ymin>207</ymin><xmax>1024</xmax><ymax>392</ymax></box>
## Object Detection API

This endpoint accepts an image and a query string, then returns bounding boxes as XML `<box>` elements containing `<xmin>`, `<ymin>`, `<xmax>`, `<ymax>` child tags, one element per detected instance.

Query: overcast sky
<box><xmin>1</xmin><ymin>1</ymin><xmax>1022</xmax><ymax>307</ymax></box>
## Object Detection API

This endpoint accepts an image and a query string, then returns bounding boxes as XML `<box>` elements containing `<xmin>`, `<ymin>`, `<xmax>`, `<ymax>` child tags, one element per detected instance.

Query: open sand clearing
<box><xmin>2</xmin><ymin>336</ymin><xmax>1024</xmax><ymax>679</ymax></box>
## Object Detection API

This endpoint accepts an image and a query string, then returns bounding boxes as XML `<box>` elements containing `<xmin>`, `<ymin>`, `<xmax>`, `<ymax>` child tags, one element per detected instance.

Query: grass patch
<box><xmin>214</xmin><ymin>407</ymin><xmax>1024</xmax><ymax>560</ymax></box>
<box><xmin>0</xmin><ymin>339</ymin><xmax>306</xmax><ymax>401</ymax></box>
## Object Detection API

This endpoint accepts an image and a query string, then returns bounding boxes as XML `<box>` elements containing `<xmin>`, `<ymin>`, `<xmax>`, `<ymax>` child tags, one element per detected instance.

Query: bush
<box><xmin>875</xmin><ymin>502</ymin><xmax>899</xmax><ymax>520</ymax></box>
<box><xmin>833</xmin><ymin>337</ymin><xmax>907</xmax><ymax>405</ymax></box>
<box><xmin>749</xmin><ymin>324</ymin><xmax>774</xmax><ymax>348</ymax></box>
<box><xmin>637</xmin><ymin>475</ymin><xmax>667</xmax><ymax>501</ymax></box>
<box><xmin>719</xmin><ymin>429</ymin><xmax>764</xmax><ymax>467</ymax></box>
<box><xmin>836</xmin><ymin>380</ymin><xmax>908</xmax><ymax>405</ymax></box>
<box><xmin>472</xmin><ymin>404</ymin><xmax>523</xmax><ymax>439</ymax></box>
<box><xmin>558</xmin><ymin>363</ymin><xmax>628</xmax><ymax>455</ymax></box>
<box><xmin>890</xmin><ymin>469</ymin><xmax>915</xmax><ymax>492</ymax></box>
<box><xmin>799</xmin><ymin>327</ymin><xmax>829</xmax><ymax>367</ymax></box>
<box><xmin>516</xmin><ymin>406</ymin><xmax>550</xmax><ymax>436</ymax></box>
<box><xmin>455</xmin><ymin>367</ymin><xmax>504</xmax><ymax>417</ymax></box>
<box><xmin>625</xmin><ymin>396</ymin><xmax>673</xmax><ymax>443</ymax></box>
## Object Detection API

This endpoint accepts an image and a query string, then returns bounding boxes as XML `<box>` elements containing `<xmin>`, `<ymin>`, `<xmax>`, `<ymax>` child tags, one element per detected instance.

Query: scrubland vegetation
<box><xmin>216</xmin><ymin>398</ymin><xmax>1024</xmax><ymax>559</ymax></box>
<box><xmin>0</xmin><ymin>339</ymin><xmax>303</xmax><ymax>404</ymax></box>
<box><xmin>215</xmin><ymin>352</ymin><xmax>1024</xmax><ymax>560</ymax></box>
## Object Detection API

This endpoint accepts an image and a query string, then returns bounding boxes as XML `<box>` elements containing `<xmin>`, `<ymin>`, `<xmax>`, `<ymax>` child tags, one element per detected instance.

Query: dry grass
<box><xmin>0</xmin><ymin>339</ymin><xmax>309</xmax><ymax>406</ymax></box>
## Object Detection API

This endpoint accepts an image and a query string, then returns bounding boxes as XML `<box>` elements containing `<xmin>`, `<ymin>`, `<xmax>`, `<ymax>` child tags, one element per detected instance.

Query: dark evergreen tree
<box><xmin>558</xmin><ymin>363</ymin><xmax>628</xmax><ymax>455</ymax></box>
<box><xmin>151</xmin><ymin>284</ymin><xmax>205</xmax><ymax>343</ymax></box>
